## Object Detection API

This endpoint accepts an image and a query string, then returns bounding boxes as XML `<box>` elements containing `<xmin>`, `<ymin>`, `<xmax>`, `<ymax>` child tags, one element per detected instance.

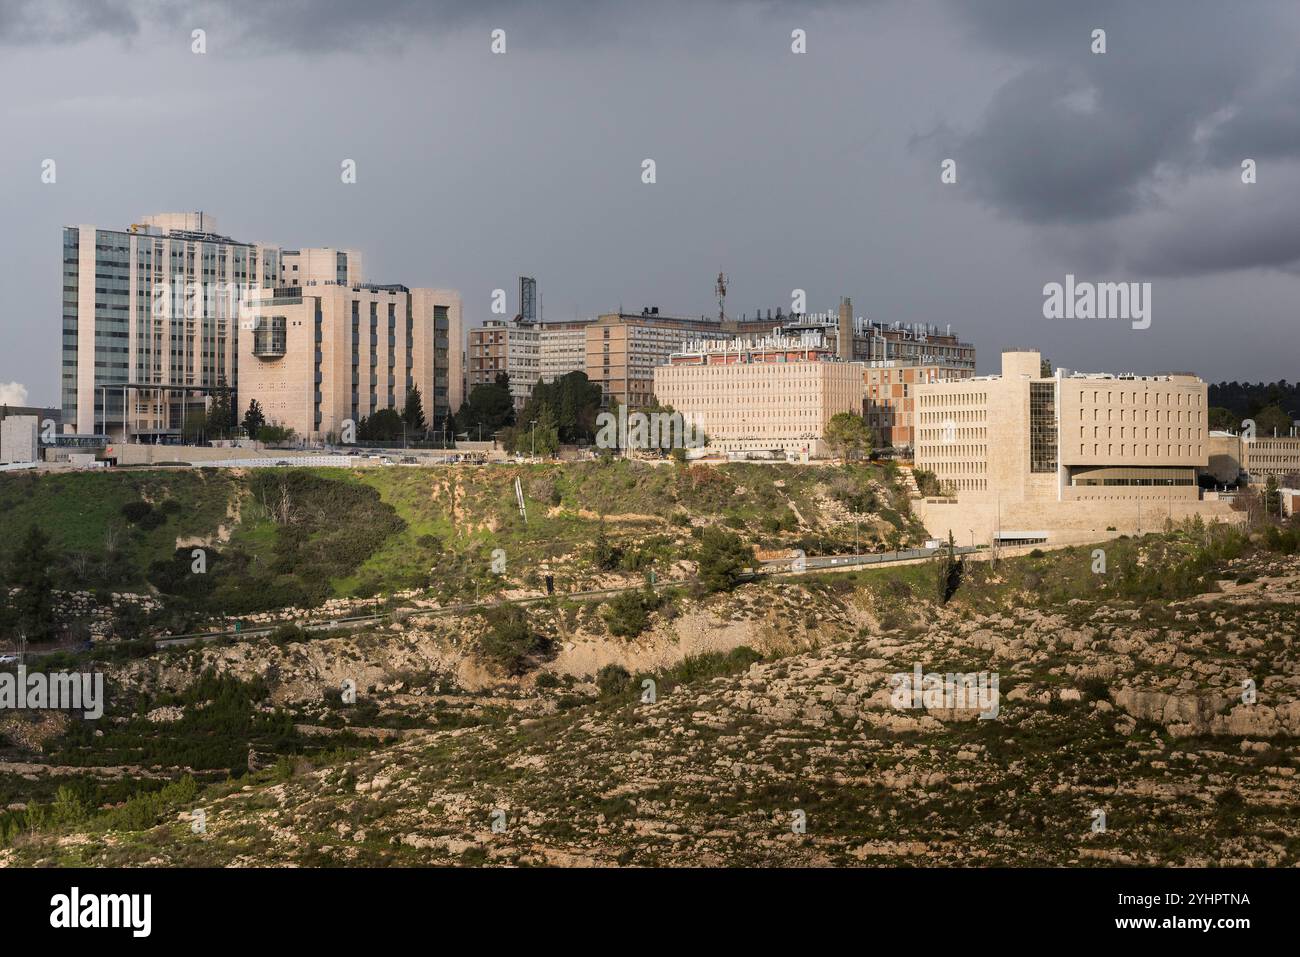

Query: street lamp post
<box><xmin>530</xmin><ymin>419</ymin><xmax>537</xmax><ymax>458</ymax></box>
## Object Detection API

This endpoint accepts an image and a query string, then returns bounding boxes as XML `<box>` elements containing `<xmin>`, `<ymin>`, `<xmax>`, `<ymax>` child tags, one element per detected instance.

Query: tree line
<box><xmin>1208</xmin><ymin>381</ymin><xmax>1299</xmax><ymax>435</ymax></box>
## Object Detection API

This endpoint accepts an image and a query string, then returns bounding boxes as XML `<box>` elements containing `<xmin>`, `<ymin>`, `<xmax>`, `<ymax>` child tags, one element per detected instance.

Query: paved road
<box><xmin>763</xmin><ymin>544</ymin><xmax>980</xmax><ymax>571</ymax></box>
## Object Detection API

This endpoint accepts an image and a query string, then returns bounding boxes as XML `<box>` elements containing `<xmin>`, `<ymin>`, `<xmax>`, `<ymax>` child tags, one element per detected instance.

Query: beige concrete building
<box><xmin>1245</xmin><ymin>434</ymin><xmax>1300</xmax><ymax>484</ymax></box>
<box><xmin>279</xmin><ymin>247</ymin><xmax>364</xmax><ymax>287</ymax></box>
<box><xmin>1206</xmin><ymin>429</ymin><xmax>1300</xmax><ymax>486</ymax></box>
<box><xmin>914</xmin><ymin>350</ymin><xmax>1237</xmax><ymax>542</ymax></box>
<box><xmin>239</xmin><ymin>282</ymin><xmax>461</xmax><ymax>441</ymax></box>
<box><xmin>62</xmin><ymin>213</ymin><xmax>463</xmax><ymax>441</ymax></box>
<box><xmin>589</xmin><ymin>310</ymin><xmax>732</xmax><ymax>409</ymax></box>
<box><xmin>1205</xmin><ymin>431</ymin><xmax>1248</xmax><ymax>485</ymax></box>
<box><xmin>538</xmin><ymin>320</ymin><xmax>592</xmax><ymax>384</ymax></box>
<box><xmin>0</xmin><ymin>415</ymin><xmax>39</xmax><ymax>464</ymax></box>
<box><xmin>467</xmin><ymin>317</ymin><xmax>597</xmax><ymax>409</ymax></box>
<box><xmin>864</xmin><ymin>361</ymin><xmax>975</xmax><ymax>451</ymax></box>
<box><xmin>728</xmin><ymin>304</ymin><xmax>976</xmax><ymax>451</ymax></box>
<box><xmin>468</xmin><ymin>318</ymin><xmax>540</xmax><ymax>408</ymax></box>
<box><xmin>653</xmin><ymin>331</ymin><xmax>865</xmax><ymax>458</ymax></box>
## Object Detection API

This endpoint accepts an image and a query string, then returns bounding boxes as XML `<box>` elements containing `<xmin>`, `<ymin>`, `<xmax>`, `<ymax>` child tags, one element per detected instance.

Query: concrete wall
<box><xmin>111</xmin><ymin>443</ymin><xmax>313</xmax><ymax>466</ymax></box>
<box><xmin>0</xmin><ymin>415</ymin><xmax>38</xmax><ymax>463</ymax></box>
<box><xmin>914</xmin><ymin>495</ymin><xmax>1243</xmax><ymax>545</ymax></box>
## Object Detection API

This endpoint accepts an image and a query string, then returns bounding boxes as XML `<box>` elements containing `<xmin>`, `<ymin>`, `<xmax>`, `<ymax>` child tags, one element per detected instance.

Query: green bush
<box><xmin>696</xmin><ymin>527</ymin><xmax>754</xmax><ymax>593</ymax></box>
<box><xmin>477</xmin><ymin>605</ymin><xmax>551</xmax><ymax>675</ymax></box>
<box><xmin>590</xmin><ymin>524</ymin><xmax>622</xmax><ymax>571</ymax></box>
<box><xmin>596</xmin><ymin>663</ymin><xmax>632</xmax><ymax>697</ymax></box>
<box><xmin>1080</xmin><ymin>677</ymin><xmax>1110</xmax><ymax>702</ymax></box>
<box><xmin>269</xmin><ymin>623</ymin><xmax>307</xmax><ymax>645</ymax></box>
<box><xmin>120</xmin><ymin>501</ymin><xmax>153</xmax><ymax>524</ymax></box>
<box><xmin>600</xmin><ymin>589</ymin><xmax>663</xmax><ymax>639</ymax></box>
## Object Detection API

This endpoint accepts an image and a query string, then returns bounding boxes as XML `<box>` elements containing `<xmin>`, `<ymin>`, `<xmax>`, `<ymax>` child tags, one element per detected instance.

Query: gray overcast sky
<box><xmin>2</xmin><ymin>0</ymin><xmax>1298</xmax><ymax>406</ymax></box>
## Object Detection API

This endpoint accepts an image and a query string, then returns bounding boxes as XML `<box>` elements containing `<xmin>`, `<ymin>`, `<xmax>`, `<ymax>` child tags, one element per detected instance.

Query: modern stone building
<box><xmin>1244</xmin><ymin>434</ymin><xmax>1300</xmax><ymax>484</ymax></box>
<box><xmin>239</xmin><ymin>282</ymin><xmax>461</xmax><ymax>441</ymax></box>
<box><xmin>1205</xmin><ymin>429</ymin><xmax>1300</xmax><ymax>485</ymax></box>
<box><xmin>279</xmin><ymin>247</ymin><xmax>364</xmax><ymax>288</ymax></box>
<box><xmin>917</xmin><ymin>349</ymin><xmax>1209</xmax><ymax>500</ymax></box>
<box><xmin>653</xmin><ymin>330</ymin><xmax>865</xmax><ymax>458</ymax></box>
<box><xmin>62</xmin><ymin>213</ymin><xmax>461</xmax><ymax>442</ymax></box>
<box><xmin>589</xmin><ymin>309</ymin><xmax>734</xmax><ymax>409</ymax></box>
<box><xmin>864</xmin><ymin>361</ymin><xmax>975</xmax><ymax>451</ymax></box>
<box><xmin>467</xmin><ymin>318</ymin><xmax>541</xmax><ymax>409</ymax></box>
<box><xmin>62</xmin><ymin>212</ymin><xmax>280</xmax><ymax>439</ymax></box>
<box><xmin>913</xmin><ymin>350</ymin><xmax>1237</xmax><ymax>542</ymax></box>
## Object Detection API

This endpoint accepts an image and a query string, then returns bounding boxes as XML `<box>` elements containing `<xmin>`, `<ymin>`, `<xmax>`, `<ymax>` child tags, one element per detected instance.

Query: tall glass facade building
<box><xmin>61</xmin><ymin>213</ymin><xmax>277</xmax><ymax>438</ymax></box>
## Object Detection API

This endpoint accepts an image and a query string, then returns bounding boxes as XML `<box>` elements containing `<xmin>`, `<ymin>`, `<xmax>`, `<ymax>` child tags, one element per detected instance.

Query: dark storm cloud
<box><xmin>924</xmin><ymin>0</ymin><xmax>1300</xmax><ymax>275</ymax></box>
<box><xmin>0</xmin><ymin>0</ymin><xmax>864</xmax><ymax>51</ymax></box>
<box><xmin>1057</xmin><ymin>166</ymin><xmax>1300</xmax><ymax>278</ymax></box>
<box><xmin>0</xmin><ymin>0</ymin><xmax>605</xmax><ymax>49</ymax></box>
<box><xmin>1203</xmin><ymin>66</ymin><xmax>1300</xmax><ymax>167</ymax></box>
<box><xmin>0</xmin><ymin>0</ymin><xmax>139</xmax><ymax>44</ymax></box>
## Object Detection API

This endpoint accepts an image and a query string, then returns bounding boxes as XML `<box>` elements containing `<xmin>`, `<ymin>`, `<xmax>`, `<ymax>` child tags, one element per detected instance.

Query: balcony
<box><xmin>252</xmin><ymin>315</ymin><xmax>287</xmax><ymax>358</ymax></box>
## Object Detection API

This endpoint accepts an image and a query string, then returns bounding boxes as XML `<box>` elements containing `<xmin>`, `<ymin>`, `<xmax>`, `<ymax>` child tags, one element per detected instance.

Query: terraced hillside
<box><xmin>3</xmin><ymin>531</ymin><xmax>1296</xmax><ymax>867</ymax></box>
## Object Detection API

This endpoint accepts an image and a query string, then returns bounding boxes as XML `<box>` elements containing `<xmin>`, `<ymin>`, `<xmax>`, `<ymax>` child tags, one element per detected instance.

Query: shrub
<box><xmin>120</xmin><ymin>500</ymin><xmax>153</xmax><ymax>523</ymax></box>
<box><xmin>269</xmin><ymin>623</ymin><xmax>307</xmax><ymax>645</ymax></box>
<box><xmin>1080</xmin><ymin>677</ymin><xmax>1110</xmax><ymax>702</ymax></box>
<box><xmin>477</xmin><ymin>605</ymin><xmax>550</xmax><ymax>675</ymax></box>
<box><xmin>829</xmin><ymin>474</ymin><xmax>878</xmax><ymax>513</ymax></box>
<box><xmin>590</xmin><ymin>523</ymin><xmax>622</xmax><ymax>571</ymax></box>
<box><xmin>595</xmin><ymin>664</ymin><xmax>632</xmax><ymax>697</ymax></box>
<box><xmin>696</xmin><ymin>527</ymin><xmax>755</xmax><ymax>593</ymax></box>
<box><xmin>601</xmin><ymin>589</ymin><xmax>662</xmax><ymax>638</ymax></box>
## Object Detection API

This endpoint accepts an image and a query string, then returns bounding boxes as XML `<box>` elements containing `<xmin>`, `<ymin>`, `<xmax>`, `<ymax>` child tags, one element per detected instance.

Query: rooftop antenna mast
<box><xmin>715</xmin><ymin>272</ymin><xmax>728</xmax><ymax>323</ymax></box>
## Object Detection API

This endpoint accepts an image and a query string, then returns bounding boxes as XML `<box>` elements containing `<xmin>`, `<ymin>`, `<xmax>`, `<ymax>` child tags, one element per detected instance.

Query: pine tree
<box><xmin>8</xmin><ymin>526</ymin><xmax>57</xmax><ymax>642</ymax></box>
<box><xmin>402</xmin><ymin>386</ymin><xmax>428</xmax><ymax>435</ymax></box>
<box><xmin>533</xmin><ymin>404</ymin><xmax>560</xmax><ymax>456</ymax></box>
<box><xmin>242</xmin><ymin>399</ymin><xmax>266</xmax><ymax>440</ymax></box>
<box><xmin>206</xmin><ymin>378</ymin><xmax>233</xmax><ymax>439</ymax></box>
<box><xmin>934</xmin><ymin>530</ymin><xmax>961</xmax><ymax>603</ymax></box>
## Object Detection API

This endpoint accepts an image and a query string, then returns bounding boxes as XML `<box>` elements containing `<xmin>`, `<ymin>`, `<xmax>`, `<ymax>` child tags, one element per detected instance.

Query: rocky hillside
<box><xmin>4</xmin><ymin>543</ymin><xmax>1296</xmax><ymax>867</ymax></box>
<box><xmin>0</xmin><ymin>461</ymin><xmax>925</xmax><ymax>631</ymax></box>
